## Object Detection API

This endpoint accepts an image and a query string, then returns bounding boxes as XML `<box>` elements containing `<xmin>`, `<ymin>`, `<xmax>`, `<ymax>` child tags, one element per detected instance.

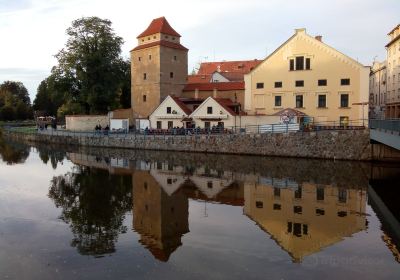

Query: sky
<box><xmin>0</xmin><ymin>0</ymin><xmax>399</xmax><ymax>101</ymax></box>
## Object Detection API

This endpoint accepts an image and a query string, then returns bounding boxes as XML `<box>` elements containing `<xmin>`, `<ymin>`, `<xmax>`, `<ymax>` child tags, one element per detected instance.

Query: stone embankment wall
<box><xmin>4</xmin><ymin>129</ymin><xmax>372</xmax><ymax>160</ymax></box>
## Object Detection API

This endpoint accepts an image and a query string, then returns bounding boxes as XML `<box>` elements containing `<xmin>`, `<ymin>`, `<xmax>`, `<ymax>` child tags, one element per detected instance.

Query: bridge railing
<box><xmin>369</xmin><ymin>119</ymin><xmax>400</xmax><ymax>132</ymax></box>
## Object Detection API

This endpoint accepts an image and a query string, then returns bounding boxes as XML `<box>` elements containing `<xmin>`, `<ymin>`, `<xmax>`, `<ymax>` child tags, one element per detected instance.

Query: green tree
<box><xmin>55</xmin><ymin>17</ymin><xmax>126</xmax><ymax>114</ymax></box>
<box><xmin>49</xmin><ymin>167</ymin><xmax>132</xmax><ymax>256</ymax></box>
<box><xmin>0</xmin><ymin>81</ymin><xmax>32</xmax><ymax>120</ymax></box>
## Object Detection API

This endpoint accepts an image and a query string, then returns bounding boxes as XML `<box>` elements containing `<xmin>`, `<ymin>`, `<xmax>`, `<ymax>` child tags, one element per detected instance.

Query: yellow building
<box><xmin>244</xmin><ymin>182</ymin><xmax>367</xmax><ymax>262</ymax></box>
<box><xmin>244</xmin><ymin>28</ymin><xmax>370</xmax><ymax>125</ymax></box>
<box><xmin>385</xmin><ymin>24</ymin><xmax>400</xmax><ymax>118</ymax></box>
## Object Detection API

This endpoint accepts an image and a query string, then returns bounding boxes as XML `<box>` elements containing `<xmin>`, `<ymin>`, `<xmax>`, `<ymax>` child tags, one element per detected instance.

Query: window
<box><xmin>295</xmin><ymin>95</ymin><xmax>303</xmax><ymax>108</ymax></box>
<box><xmin>316</xmin><ymin>208</ymin><xmax>325</xmax><ymax>216</ymax></box>
<box><xmin>168</xmin><ymin>121</ymin><xmax>173</xmax><ymax>129</ymax></box>
<box><xmin>207</xmin><ymin>106</ymin><xmax>213</xmax><ymax>114</ymax></box>
<box><xmin>166</xmin><ymin>107</ymin><xmax>171</xmax><ymax>114</ymax></box>
<box><xmin>256</xmin><ymin>82</ymin><xmax>264</xmax><ymax>89</ymax></box>
<box><xmin>138</xmin><ymin>57</ymin><xmax>141</xmax><ymax>61</ymax></box>
<box><xmin>341</xmin><ymin>78</ymin><xmax>350</xmax><ymax>86</ymax></box>
<box><xmin>205</xmin><ymin>122</ymin><xmax>210</xmax><ymax>128</ymax></box>
<box><xmin>143</xmin><ymin>73</ymin><xmax>147</xmax><ymax>80</ymax></box>
<box><xmin>275</xmin><ymin>96</ymin><xmax>282</xmax><ymax>107</ymax></box>
<box><xmin>294</xmin><ymin>206</ymin><xmax>302</xmax><ymax>214</ymax></box>
<box><xmin>318</xmin><ymin>95</ymin><xmax>326</xmax><ymax>108</ymax></box>
<box><xmin>170</xmin><ymin>72</ymin><xmax>174</xmax><ymax>78</ymax></box>
<box><xmin>168</xmin><ymin>163</ymin><xmax>173</xmax><ymax>171</ymax></box>
<box><xmin>273</xmin><ymin>203</ymin><xmax>281</xmax><ymax>210</ymax></box>
<box><xmin>274</xmin><ymin>187</ymin><xmax>280</xmax><ymax>197</ymax></box>
<box><xmin>156</xmin><ymin>121</ymin><xmax>162</xmax><ymax>129</ymax></box>
<box><xmin>338</xmin><ymin>189</ymin><xmax>347</xmax><ymax>203</ymax></box>
<box><xmin>318</xmin><ymin>79</ymin><xmax>327</xmax><ymax>86</ymax></box>
<box><xmin>295</xmin><ymin>80</ymin><xmax>304</xmax><ymax>87</ymax></box>
<box><xmin>316</xmin><ymin>186</ymin><xmax>324</xmax><ymax>200</ymax></box>
<box><xmin>274</xmin><ymin>81</ymin><xmax>282</xmax><ymax>88</ymax></box>
<box><xmin>174</xmin><ymin>55</ymin><xmax>177</xmax><ymax>61</ymax></box>
<box><xmin>287</xmin><ymin>222</ymin><xmax>293</xmax><ymax>233</ymax></box>
<box><xmin>256</xmin><ymin>201</ymin><xmax>263</xmax><ymax>208</ymax></box>
<box><xmin>289</xmin><ymin>59</ymin><xmax>294</xmax><ymax>71</ymax></box>
<box><xmin>207</xmin><ymin>181</ymin><xmax>213</xmax><ymax>189</ymax></box>
<box><xmin>157</xmin><ymin>162</ymin><xmax>162</xmax><ymax>169</ymax></box>
<box><xmin>294</xmin><ymin>186</ymin><xmax>302</xmax><ymax>199</ymax></box>
<box><xmin>337</xmin><ymin>211</ymin><xmax>347</xmax><ymax>217</ymax></box>
<box><xmin>306</xmin><ymin>58</ymin><xmax>311</xmax><ymax>70</ymax></box>
<box><xmin>149</xmin><ymin>54</ymin><xmax>152</xmax><ymax>60</ymax></box>
<box><xmin>144</xmin><ymin>182</ymin><xmax>148</xmax><ymax>190</ymax></box>
<box><xmin>167</xmin><ymin>178</ymin><xmax>172</xmax><ymax>184</ymax></box>
<box><xmin>296</xmin><ymin>56</ymin><xmax>304</xmax><ymax>70</ymax></box>
<box><xmin>340</xmin><ymin>94</ymin><xmax>349</xmax><ymax>107</ymax></box>
<box><xmin>143</xmin><ymin>95</ymin><xmax>147</xmax><ymax>102</ymax></box>
<box><xmin>340</xmin><ymin>116</ymin><xmax>349</xmax><ymax>126</ymax></box>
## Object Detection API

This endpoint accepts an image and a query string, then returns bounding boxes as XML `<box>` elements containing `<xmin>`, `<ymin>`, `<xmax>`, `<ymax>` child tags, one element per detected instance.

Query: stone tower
<box><xmin>131</xmin><ymin>17</ymin><xmax>188</xmax><ymax>118</ymax></box>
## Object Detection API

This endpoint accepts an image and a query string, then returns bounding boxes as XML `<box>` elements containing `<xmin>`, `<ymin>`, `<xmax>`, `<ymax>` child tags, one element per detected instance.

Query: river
<box><xmin>0</xmin><ymin>139</ymin><xmax>399</xmax><ymax>279</ymax></box>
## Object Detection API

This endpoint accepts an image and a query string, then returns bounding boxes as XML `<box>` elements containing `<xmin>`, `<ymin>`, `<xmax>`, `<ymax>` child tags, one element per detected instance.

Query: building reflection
<box><xmin>244</xmin><ymin>180</ymin><xmax>367</xmax><ymax>262</ymax></box>
<box><xmin>65</xmin><ymin>151</ymin><xmax>372</xmax><ymax>263</ymax></box>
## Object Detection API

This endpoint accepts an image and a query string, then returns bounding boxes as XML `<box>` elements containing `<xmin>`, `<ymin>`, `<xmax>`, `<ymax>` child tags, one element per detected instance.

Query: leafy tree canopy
<box><xmin>0</xmin><ymin>81</ymin><xmax>33</xmax><ymax>120</ymax></box>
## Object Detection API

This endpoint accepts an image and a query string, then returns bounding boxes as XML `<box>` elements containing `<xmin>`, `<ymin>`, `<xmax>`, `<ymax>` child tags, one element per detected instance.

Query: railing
<box><xmin>3</xmin><ymin>119</ymin><xmax>369</xmax><ymax>138</ymax></box>
<box><xmin>369</xmin><ymin>119</ymin><xmax>400</xmax><ymax>132</ymax></box>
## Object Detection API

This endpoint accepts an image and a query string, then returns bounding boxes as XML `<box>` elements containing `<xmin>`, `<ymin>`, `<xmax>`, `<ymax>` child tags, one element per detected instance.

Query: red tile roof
<box><xmin>170</xmin><ymin>96</ymin><xmax>192</xmax><ymax>115</ymax></box>
<box><xmin>187</xmin><ymin>74</ymin><xmax>211</xmax><ymax>83</ymax></box>
<box><xmin>131</xmin><ymin>40</ymin><xmax>188</xmax><ymax>52</ymax></box>
<box><xmin>137</xmin><ymin>17</ymin><xmax>181</xmax><ymax>38</ymax></box>
<box><xmin>197</xmin><ymin>60</ymin><xmax>261</xmax><ymax>75</ymax></box>
<box><xmin>183</xmin><ymin>81</ymin><xmax>244</xmax><ymax>92</ymax></box>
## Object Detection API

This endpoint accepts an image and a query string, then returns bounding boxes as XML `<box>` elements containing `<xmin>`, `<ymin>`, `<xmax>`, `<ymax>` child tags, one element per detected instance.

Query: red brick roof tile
<box><xmin>131</xmin><ymin>40</ymin><xmax>188</xmax><ymax>52</ymax></box>
<box><xmin>170</xmin><ymin>96</ymin><xmax>192</xmax><ymax>115</ymax></box>
<box><xmin>183</xmin><ymin>81</ymin><xmax>245</xmax><ymax>92</ymax></box>
<box><xmin>137</xmin><ymin>17</ymin><xmax>181</xmax><ymax>38</ymax></box>
<box><xmin>187</xmin><ymin>74</ymin><xmax>211</xmax><ymax>83</ymax></box>
<box><xmin>197</xmin><ymin>60</ymin><xmax>261</xmax><ymax>75</ymax></box>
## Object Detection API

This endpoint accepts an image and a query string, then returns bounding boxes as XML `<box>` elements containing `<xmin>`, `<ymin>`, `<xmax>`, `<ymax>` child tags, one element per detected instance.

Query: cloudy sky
<box><xmin>0</xmin><ymin>0</ymin><xmax>399</xmax><ymax>101</ymax></box>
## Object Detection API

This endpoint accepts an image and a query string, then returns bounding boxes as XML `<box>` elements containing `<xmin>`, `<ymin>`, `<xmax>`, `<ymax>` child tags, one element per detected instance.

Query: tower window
<box><xmin>170</xmin><ymin>72</ymin><xmax>174</xmax><ymax>78</ymax></box>
<box><xmin>149</xmin><ymin>54</ymin><xmax>152</xmax><ymax>60</ymax></box>
<box><xmin>138</xmin><ymin>57</ymin><xmax>141</xmax><ymax>62</ymax></box>
<box><xmin>143</xmin><ymin>73</ymin><xmax>147</xmax><ymax>80</ymax></box>
<box><xmin>143</xmin><ymin>95</ymin><xmax>147</xmax><ymax>102</ymax></box>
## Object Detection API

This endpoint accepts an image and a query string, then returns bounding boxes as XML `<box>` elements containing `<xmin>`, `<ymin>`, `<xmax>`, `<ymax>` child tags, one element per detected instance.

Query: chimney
<box><xmin>315</xmin><ymin>35</ymin><xmax>323</xmax><ymax>42</ymax></box>
<box><xmin>195</xmin><ymin>88</ymin><xmax>199</xmax><ymax>99</ymax></box>
<box><xmin>213</xmin><ymin>88</ymin><xmax>218</xmax><ymax>98</ymax></box>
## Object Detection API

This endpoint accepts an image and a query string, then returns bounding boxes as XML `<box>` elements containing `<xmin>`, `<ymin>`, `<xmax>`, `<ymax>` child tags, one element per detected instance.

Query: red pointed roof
<box><xmin>137</xmin><ymin>17</ymin><xmax>181</xmax><ymax>38</ymax></box>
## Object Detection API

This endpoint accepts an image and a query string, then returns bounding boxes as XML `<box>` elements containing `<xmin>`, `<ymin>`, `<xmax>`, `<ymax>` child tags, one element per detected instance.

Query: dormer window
<box><xmin>153</xmin><ymin>36</ymin><xmax>156</xmax><ymax>39</ymax></box>
<box><xmin>147</xmin><ymin>37</ymin><xmax>150</xmax><ymax>40</ymax></box>
<box><xmin>172</xmin><ymin>37</ymin><xmax>175</xmax><ymax>40</ymax></box>
<box><xmin>165</xmin><ymin>35</ymin><xmax>169</xmax><ymax>39</ymax></box>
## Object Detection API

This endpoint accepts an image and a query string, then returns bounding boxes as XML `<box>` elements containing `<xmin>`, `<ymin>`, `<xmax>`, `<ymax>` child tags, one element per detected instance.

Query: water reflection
<box><xmin>0</xmin><ymin>140</ymin><xmax>30</xmax><ymax>164</ymax></box>
<box><xmin>54</xmin><ymin>150</ymin><xmax>376</xmax><ymax>263</ymax></box>
<box><xmin>49</xmin><ymin>166</ymin><xmax>132</xmax><ymax>256</ymax></box>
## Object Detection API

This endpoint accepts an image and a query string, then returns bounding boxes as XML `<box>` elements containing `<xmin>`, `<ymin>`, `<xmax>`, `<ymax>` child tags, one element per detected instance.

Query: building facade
<box><xmin>386</xmin><ymin>24</ymin><xmax>400</xmax><ymax>118</ymax></box>
<box><xmin>244</xmin><ymin>29</ymin><xmax>370</xmax><ymax>125</ymax></box>
<box><xmin>369</xmin><ymin>61</ymin><xmax>387</xmax><ymax>119</ymax></box>
<box><xmin>130</xmin><ymin>17</ymin><xmax>188</xmax><ymax>118</ymax></box>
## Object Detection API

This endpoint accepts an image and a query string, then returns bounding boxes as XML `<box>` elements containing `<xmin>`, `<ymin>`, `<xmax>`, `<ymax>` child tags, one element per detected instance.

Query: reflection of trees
<box><xmin>0</xmin><ymin>140</ymin><xmax>30</xmax><ymax>165</ymax></box>
<box><xmin>36</xmin><ymin>144</ymin><xmax>66</xmax><ymax>169</ymax></box>
<box><xmin>49</xmin><ymin>167</ymin><xmax>132</xmax><ymax>256</ymax></box>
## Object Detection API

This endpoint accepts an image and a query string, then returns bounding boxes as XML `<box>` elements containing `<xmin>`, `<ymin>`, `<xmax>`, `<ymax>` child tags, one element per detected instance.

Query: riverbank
<box><xmin>3</xmin><ymin>129</ymin><xmax>372</xmax><ymax>160</ymax></box>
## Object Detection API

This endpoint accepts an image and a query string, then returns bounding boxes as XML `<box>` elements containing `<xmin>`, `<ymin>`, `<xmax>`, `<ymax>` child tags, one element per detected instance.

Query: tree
<box><xmin>55</xmin><ymin>17</ymin><xmax>126</xmax><ymax>114</ymax></box>
<box><xmin>49</xmin><ymin>167</ymin><xmax>132</xmax><ymax>256</ymax></box>
<box><xmin>0</xmin><ymin>81</ymin><xmax>32</xmax><ymax>120</ymax></box>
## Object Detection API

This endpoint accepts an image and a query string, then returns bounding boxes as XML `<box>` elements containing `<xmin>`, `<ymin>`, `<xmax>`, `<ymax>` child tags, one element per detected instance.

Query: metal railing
<box><xmin>3</xmin><ymin>119</ymin><xmax>369</xmax><ymax>138</ymax></box>
<box><xmin>369</xmin><ymin>119</ymin><xmax>400</xmax><ymax>132</ymax></box>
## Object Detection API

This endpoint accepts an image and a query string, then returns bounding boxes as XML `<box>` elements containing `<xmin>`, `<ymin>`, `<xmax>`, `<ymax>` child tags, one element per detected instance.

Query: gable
<box><xmin>251</xmin><ymin>30</ymin><xmax>365</xmax><ymax>75</ymax></box>
<box><xmin>189</xmin><ymin>97</ymin><xmax>234</xmax><ymax>118</ymax></box>
<box><xmin>150</xmin><ymin>96</ymin><xmax>189</xmax><ymax>117</ymax></box>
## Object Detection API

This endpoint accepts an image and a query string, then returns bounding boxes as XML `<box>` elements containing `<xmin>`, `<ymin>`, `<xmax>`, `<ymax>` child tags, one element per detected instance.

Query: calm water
<box><xmin>0</xmin><ymin>139</ymin><xmax>400</xmax><ymax>280</ymax></box>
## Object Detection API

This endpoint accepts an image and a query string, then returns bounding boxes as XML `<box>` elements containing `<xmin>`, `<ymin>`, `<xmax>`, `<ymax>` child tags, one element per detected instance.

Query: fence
<box><xmin>3</xmin><ymin>118</ymin><xmax>369</xmax><ymax>138</ymax></box>
<box><xmin>369</xmin><ymin>119</ymin><xmax>400</xmax><ymax>132</ymax></box>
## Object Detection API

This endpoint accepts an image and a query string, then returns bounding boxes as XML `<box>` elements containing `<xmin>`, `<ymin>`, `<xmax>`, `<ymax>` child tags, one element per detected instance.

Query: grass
<box><xmin>9</xmin><ymin>126</ymin><xmax>37</xmax><ymax>134</ymax></box>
